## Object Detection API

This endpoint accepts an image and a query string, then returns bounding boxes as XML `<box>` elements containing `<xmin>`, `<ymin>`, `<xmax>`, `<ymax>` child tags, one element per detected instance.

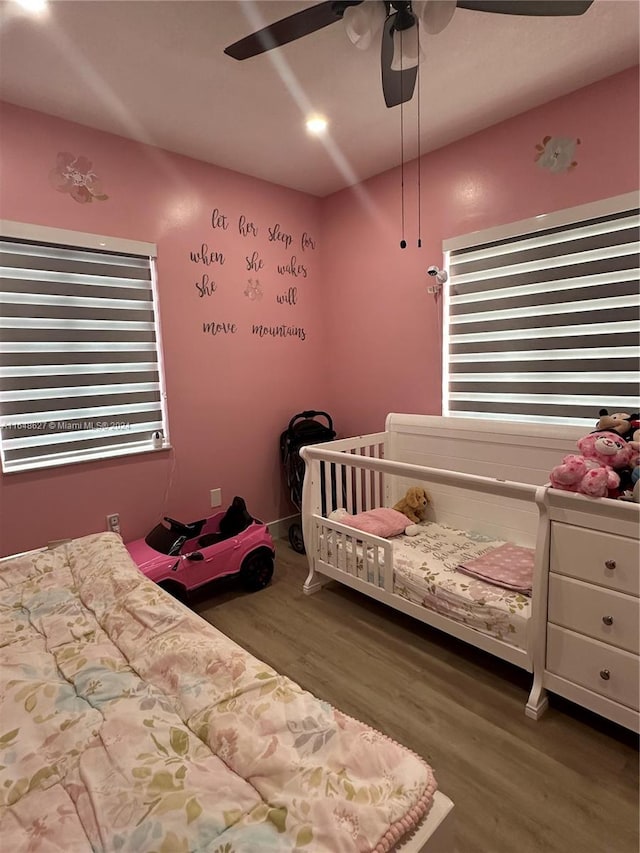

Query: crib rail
<box><xmin>303</xmin><ymin>432</ymin><xmax>389</xmax><ymax>517</ymax></box>
<box><xmin>313</xmin><ymin>515</ymin><xmax>392</xmax><ymax>592</ymax></box>
<box><xmin>302</xmin><ymin>441</ymin><xmax>539</xmax><ymax>504</ymax></box>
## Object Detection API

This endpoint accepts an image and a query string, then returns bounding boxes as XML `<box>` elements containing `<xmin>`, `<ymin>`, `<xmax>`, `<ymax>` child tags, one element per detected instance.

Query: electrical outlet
<box><xmin>210</xmin><ymin>488</ymin><xmax>222</xmax><ymax>508</ymax></box>
<box><xmin>106</xmin><ymin>513</ymin><xmax>121</xmax><ymax>535</ymax></box>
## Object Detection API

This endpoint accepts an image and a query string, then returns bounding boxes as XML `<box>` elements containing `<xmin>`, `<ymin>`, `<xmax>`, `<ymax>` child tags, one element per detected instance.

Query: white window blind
<box><xmin>0</xmin><ymin>223</ymin><xmax>167</xmax><ymax>473</ymax></box>
<box><xmin>443</xmin><ymin>193</ymin><xmax>640</xmax><ymax>427</ymax></box>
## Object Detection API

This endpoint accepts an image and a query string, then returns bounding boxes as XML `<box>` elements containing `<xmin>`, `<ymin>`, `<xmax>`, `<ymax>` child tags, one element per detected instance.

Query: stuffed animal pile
<box><xmin>622</xmin><ymin>427</ymin><xmax>640</xmax><ymax>503</ymax></box>
<box><xmin>549</xmin><ymin>409</ymin><xmax>639</xmax><ymax>500</ymax></box>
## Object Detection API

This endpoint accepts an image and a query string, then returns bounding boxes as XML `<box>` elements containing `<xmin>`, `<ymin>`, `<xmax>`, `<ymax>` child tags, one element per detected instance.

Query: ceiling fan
<box><xmin>224</xmin><ymin>0</ymin><xmax>594</xmax><ymax>108</ymax></box>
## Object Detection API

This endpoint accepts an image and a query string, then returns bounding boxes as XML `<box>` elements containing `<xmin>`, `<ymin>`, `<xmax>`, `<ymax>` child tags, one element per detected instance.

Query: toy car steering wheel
<box><xmin>164</xmin><ymin>516</ymin><xmax>202</xmax><ymax>536</ymax></box>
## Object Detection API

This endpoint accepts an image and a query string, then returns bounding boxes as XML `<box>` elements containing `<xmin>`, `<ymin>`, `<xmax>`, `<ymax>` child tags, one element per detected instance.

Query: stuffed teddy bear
<box><xmin>549</xmin><ymin>430</ymin><xmax>636</xmax><ymax>499</ymax></box>
<box><xmin>393</xmin><ymin>486</ymin><xmax>430</xmax><ymax>523</ymax></box>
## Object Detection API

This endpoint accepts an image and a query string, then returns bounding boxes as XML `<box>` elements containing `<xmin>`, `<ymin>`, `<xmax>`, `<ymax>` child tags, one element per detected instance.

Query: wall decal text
<box><xmin>211</xmin><ymin>208</ymin><xmax>229</xmax><ymax>230</ymax></box>
<box><xmin>203</xmin><ymin>321</ymin><xmax>238</xmax><ymax>335</ymax></box>
<box><xmin>239</xmin><ymin>215</ymin><xmax>259</xmax><ymax>237</ymax></box>
<box><xmin>277</xmin><ymin>287</ymin><xmax>298</xmax><ymax>305</ymax></box>
<box><xmin>191</xmin><ymin>206</ymin><xmax>317</xmax><ymax>345</ymax></box>
<box><xmin>195</xmin><ymin>274</ymin><xmax>217</xmax><ymax>297</ymax></box>
<box><xmin>246</xmin><ymin>251</ymin><xmax>265</xmax><ymax>272</ymax></box>
<box><xmin>277</xmin><ymin>256</ymin><xmax>308</xmax><ymax>278</ymax></box>
<box><xmin>190</xmin><ymin>243</ymin><xmax>226</xmax><ymax>265</ymax></box>
<box><xmin>301</xmin><ymin>232</ymin><xmax>316</xmax><ymax>251</ymax></box>
<box><xmin>252</xmin><ymin>323</ymin><xmax>306</xmax><ymax>341</ymax></box>
<box><xmin>268</xmin><ymin>223</ymin><xmax>293</xmax><ymax>250</ymax></box>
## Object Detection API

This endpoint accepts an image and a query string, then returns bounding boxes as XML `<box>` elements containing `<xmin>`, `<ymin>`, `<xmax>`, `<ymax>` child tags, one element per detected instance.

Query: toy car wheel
<box><xmin>158</xmin><ymin>579</ymin><xmax>187</xmax><ymax>602</ymax></box>
<box><xmin>288</xmin><ymin>523</ymin><xmax>306</xmax><ymax>555</ymax></box>
<box><xmin>240</xmin><ymin>550</ymin><xmax>274</xmax><ymax>592</ymax></box>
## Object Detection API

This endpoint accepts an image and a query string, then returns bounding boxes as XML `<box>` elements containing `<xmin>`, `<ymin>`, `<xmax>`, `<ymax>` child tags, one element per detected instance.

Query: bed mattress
<box><xmin>324</xmin><ymin>522</ymin><xmax>532</xmax><ymax>650</ymax></box>
<box><xmin>0</xmin><ymin>532</ymin><xmax>436</xmax><ymax>853</ymax></box>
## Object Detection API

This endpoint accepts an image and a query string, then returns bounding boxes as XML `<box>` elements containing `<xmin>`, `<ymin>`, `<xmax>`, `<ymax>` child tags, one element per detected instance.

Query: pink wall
<box><xmin>1</xmin><ymin>67</ymin><xmax>638</xmax><ymax>554</ymax></box>
<box><xmin>320</xmin><ymin>67</ymin><xmax>640</xmax><ymax>438</ymax></box>
<box><xmin>0</xmin><ymin>103</ymin><xmax>329</xmax><ymax>554</ymax></box>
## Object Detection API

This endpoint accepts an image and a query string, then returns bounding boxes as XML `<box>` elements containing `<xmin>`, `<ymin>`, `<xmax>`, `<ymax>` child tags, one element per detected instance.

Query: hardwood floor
<box><xmin>191</xmin><ymin>540</ymin><xmax>639</xmax><ymax>853</ymax></box>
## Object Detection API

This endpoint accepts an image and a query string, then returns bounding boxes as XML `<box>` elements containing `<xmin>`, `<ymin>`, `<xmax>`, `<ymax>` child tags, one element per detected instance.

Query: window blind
<box><xmin>0</xmin><ymin>234</ymin><xmax>167</xmax><ymax>472</ymax></box>
<box><xmin>444</xmin><ymin>201</ymin><xmax>640</xmax><ymax>427</ymax></box>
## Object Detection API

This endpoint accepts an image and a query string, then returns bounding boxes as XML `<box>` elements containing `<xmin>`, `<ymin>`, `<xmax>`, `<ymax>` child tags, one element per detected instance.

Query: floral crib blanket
<box><xmin>0</xmin><ymin>533</ymin><xmax>436</xmax><ymax>853</ymax></box>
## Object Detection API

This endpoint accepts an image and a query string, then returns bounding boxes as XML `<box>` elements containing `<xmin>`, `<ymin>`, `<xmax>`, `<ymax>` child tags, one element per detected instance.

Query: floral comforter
<box><xmin>0</xmin><ymin>533</ymin><xmax>436</xmax><ymax>852</ymax></box>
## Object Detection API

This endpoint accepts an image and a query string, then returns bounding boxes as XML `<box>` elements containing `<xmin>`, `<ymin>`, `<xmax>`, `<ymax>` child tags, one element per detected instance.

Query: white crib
<box><xmin>300</xmin><ymin>414</ymin><xmax>586</xmax><ymax>719</ymax></box>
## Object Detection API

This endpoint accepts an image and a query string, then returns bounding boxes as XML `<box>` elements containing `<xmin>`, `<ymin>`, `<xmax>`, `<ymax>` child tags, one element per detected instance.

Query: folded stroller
<box><xmin>280</xmin><ymin>410</ymin><xmax>336</xmax><ymax>553</ymax></box>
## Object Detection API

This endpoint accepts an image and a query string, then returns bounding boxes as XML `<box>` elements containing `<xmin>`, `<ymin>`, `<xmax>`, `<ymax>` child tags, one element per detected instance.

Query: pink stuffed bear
<box><xmin>550</xmin><ymin>431</ymin><xmax>635</xmax><ymax>498</ymax></box>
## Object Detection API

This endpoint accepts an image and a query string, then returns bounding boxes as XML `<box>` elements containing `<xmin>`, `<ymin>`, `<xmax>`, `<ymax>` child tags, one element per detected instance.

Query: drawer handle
<box><xmin>604</xmin><ymin>559</ymin><xmax>616</xmax><ymax>570</ymax></box>
<box><xmin>600</xmin><ymin>669</ymin><xmax>610</xmax><ymax>681</ymax></box>
<box><xmin>602</xmin><ymin>615</ymin><xmax>614</xmax><ymax>626</ymax></box>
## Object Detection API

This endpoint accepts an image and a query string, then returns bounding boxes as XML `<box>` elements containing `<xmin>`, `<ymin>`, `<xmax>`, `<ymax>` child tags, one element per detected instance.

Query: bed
<box><xmin>0</xmin><ymin>531</ymin><xmax>454</xmax><ymax>852</ymax></box>
<box><xmin>300</xmin><ymin>414</ymin><xmax>590</xmax><ymax>719</ymax></box>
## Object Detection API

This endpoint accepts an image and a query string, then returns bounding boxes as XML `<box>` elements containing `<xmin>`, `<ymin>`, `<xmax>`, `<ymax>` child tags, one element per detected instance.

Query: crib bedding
<box><xmin>324</xmin><ymin>522</ymin><xmax>532</xmax><ymax>650</ymax></box>
<box><xmin>456</xmin><ymin>543</ymin><xmax>534</xmax><ymax>596</ymax></box>
<box><xmin>0</xmin><ymin>533</ymin><xmax>437</xmax><ymax>853</ymax></box>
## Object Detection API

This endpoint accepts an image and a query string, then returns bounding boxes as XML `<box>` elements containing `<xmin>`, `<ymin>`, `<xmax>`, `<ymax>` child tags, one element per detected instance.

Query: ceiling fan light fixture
<box><xmin>343</xmin><ymin>1</ymin><xmax>386</xmax><ymax>50</ymax></box>
<box><xmin>390</xmin><ymin>24</ymin><xmax>422</xmax><ymax>71</ymax></box>
<box><xmin>418</xmin><ymin>0</ymin><xmax>456</xmax><ymax>35</ymax></box>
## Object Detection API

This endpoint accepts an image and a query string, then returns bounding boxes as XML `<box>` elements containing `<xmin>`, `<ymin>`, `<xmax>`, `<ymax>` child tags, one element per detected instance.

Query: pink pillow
<box><xmin>343</xmin><ymin>508</ymin><xmax>410</xmax><ymax>537</ymax></box>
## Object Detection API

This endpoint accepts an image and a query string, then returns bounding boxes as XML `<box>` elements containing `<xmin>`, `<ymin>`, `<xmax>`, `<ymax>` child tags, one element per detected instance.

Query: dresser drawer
<box><xmin>547</xmin><ymin>624</ymin><xmax>639</xmax><ymax>711</ymax></box>
<box><xmin>548</xmin><ymin>574</ymin><xmax>639</xmax><ymax>654</ymax></box>
<box><xmin>550</xmin><ymin>523</ymin><xmax>639</xmax><ymax>596</ymax></box>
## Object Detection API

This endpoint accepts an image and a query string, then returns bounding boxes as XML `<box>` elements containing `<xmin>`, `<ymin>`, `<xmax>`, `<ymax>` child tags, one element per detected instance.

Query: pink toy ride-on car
<box><xmin>126</xmin><ymin>496</ymin><xmax>275</xmax><ymax>599</ymax></box>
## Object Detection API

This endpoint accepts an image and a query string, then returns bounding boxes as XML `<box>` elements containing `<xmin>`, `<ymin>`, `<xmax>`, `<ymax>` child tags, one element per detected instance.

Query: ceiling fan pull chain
<box><xmin>400</xmin><ymin>29</ymin><xmax>407</xmax><ymax>250</ymax></box>
<box><xmin>416</xmin><ymin>20</ymin><xmax>422</xmax><ymax>249</ymax></box>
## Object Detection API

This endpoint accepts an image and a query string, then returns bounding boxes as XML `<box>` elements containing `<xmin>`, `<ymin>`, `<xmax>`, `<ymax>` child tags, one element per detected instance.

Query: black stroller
<box><xmin>280</xmin><ymin>410</ymin><xmax>336</xmax><ymax>554</ymax></box>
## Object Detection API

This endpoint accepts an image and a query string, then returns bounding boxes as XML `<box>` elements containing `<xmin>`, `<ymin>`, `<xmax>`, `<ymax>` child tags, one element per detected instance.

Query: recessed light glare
<box><xmin>14</xmin><ymin>0</ymin><xmax>48</xmax><ymax>13</ymax></box>
<box><xmin>306</xmin><ymin>116</ymin><xmax>328</xmax><ymax>136</ymax></box>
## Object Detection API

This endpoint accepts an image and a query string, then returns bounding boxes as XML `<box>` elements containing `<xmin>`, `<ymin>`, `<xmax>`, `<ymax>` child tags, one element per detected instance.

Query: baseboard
<box><xmin>266</xmin><ymin>514</ymin><xmax>300</xmax><ymax>541</ymax></box>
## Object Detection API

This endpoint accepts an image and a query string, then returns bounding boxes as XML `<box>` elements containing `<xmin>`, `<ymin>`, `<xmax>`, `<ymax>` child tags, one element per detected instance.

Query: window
<box><xmin>0</xmin><ymin>221</ymin><xmax>168</xmax><ymax>473</ymax></box>
<box><xmin>442</xmin><ymin>192</ymin><xmax>640</xmax><ymax>427</ymax></box>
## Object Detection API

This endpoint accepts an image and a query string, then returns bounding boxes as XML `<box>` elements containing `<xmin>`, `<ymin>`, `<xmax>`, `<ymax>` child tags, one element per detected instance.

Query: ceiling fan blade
<box><xmin>224</xmin><ymin>1</ymin><xmax>363</xmax><ymax>60</ymax></box>
<box><xmin>381</xmin><ymin>15</ymin><xmax>418</xmax><ymax>108</ymax></box>
<box><xmin>455</xmin><ymin>1</ymin><xmax>593</xmax><ymax>15</ymax></box>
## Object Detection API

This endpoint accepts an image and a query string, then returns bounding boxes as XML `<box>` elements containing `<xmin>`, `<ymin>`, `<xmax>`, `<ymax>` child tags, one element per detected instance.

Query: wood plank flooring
<box><xmin>190</xmin><ymin>540</ymin><xmax>639</xmax><ymax>853</ymax></box>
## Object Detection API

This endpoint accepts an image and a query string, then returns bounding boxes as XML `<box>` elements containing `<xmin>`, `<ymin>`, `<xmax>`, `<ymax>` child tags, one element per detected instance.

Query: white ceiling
<box><xmin>0</xmin><ymin>0</ymin><xmax>638</xmax><ymax>197</ymax></box>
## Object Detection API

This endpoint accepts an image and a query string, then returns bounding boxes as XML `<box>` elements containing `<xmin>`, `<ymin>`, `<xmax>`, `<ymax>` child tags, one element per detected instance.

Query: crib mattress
<box><xmin>392</xmin><ymin>522</ymin><xmax>531</xmax><ymax>650</ymax></box>
<box><xmin>323</xmin><ymin>522</ymin><xmax>531</xmax><ymax>650</ymax></box>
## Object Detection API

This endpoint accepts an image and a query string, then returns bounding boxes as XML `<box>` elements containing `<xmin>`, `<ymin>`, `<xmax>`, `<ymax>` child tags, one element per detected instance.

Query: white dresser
<box><xmin>538</xmin><ymin>489</ymin><xmax>640</xmax><ymax>732</ymax></box>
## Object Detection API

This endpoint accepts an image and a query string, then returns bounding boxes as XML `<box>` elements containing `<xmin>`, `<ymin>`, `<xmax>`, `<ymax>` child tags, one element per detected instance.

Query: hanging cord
<box><xmin>400</xmin><ymin>29</ymin><xmax>406</xmax><ymax>249</ymax></box>
<box><xmin>416</xmin><ymin>20</ymin><xmax>422</xmax><ymax>248</ymax></box>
